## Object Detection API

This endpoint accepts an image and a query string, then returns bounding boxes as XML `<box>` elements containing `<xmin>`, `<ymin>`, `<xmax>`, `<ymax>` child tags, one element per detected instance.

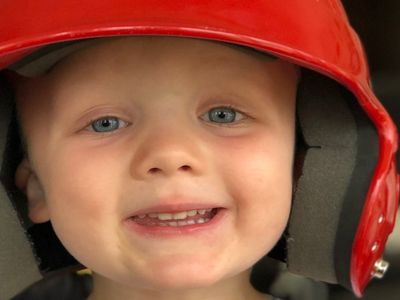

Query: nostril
<box><xmin>148</xmin><ymin>167</ymin><xmax>161</xmax><ymax>174</ymax></box>
<box><xmin>179</xmin><ymin>165</ymin><xmax>191</xmax><ymax>171</ymax></box>
<box><xmin>146</xmin><ymin>165</ymin><xmax>192</xmax><ymax>175</ymax></box>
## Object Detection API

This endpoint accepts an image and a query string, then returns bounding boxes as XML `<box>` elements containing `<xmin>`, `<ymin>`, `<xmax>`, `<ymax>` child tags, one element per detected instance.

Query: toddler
<box><xmin>0</xmin><ymin>1</ymin><xmax>398</xmax><ymax>300</ymax></box>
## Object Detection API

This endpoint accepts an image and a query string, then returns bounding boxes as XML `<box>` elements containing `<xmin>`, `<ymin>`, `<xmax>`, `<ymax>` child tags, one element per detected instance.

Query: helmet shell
<box><xmin>0</xmin><ymin>0</ymin><xmax>398</xmax><ymax>297</ymax></box>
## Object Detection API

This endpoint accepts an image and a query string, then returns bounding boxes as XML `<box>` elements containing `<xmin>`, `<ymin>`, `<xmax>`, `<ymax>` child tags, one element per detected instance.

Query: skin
<box><xmin>14</xmin><ymin>37</ymin><xmax>298</xmax><ymax>300</ymax></box>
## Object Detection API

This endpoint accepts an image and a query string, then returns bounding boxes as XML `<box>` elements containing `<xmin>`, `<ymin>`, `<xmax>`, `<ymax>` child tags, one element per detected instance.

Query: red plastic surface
<box><xmin>0</xmin><ymin>0</ymin><xmax>398</xmax><ymax>296</ymax></box>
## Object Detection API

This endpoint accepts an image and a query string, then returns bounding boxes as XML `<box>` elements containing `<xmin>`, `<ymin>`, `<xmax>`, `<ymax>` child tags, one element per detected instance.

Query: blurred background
<box><xmin>330</xmin><ymin>1</ymin><xmax>400</xmax><ymax>299</ymax></box>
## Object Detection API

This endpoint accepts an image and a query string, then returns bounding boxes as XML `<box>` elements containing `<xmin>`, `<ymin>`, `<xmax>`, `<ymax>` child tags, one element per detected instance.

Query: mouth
<box><xmin>124</xmin><ymin>207</ymin><xmax>227</xmax><ymax>236</ymax></box>
<box><xmin>129</xmin><ymin>208</ymin><xmax>221</xmax><ymax>227</ymax></box>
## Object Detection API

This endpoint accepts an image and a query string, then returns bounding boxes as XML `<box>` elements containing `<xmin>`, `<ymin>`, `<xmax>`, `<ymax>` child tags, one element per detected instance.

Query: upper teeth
<box><xmin>140</xmin><ymin>208</ymin><xmax>213</xmax><ymax>221</ymax></box>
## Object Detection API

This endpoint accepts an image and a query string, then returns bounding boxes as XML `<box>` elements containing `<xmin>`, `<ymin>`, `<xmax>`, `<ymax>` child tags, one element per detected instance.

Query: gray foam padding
<box><xmin>0</xmin><ymin>82</ymin><xmax>41</xmax><ymax>299</ymax></box>
<box><xmin>287</xmin><ymin>71</ymin><xmax>357</xmax><ymax>283</ymax></box>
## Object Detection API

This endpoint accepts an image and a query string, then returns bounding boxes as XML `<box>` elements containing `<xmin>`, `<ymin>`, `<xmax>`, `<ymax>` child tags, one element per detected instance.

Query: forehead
<box><xmin>15</xmin><ymin>36</ymin><xmax>297</xmax><ymax>117</ymax></box>
<box><xmin>44</xmin><ymin>37</ymin><xmax>274</xmax><ymax>79</ymax></box>
<box><xmin>15</xmin><ymin>37</ymin><xmax>297</xmax><ymax>118</ymax></box>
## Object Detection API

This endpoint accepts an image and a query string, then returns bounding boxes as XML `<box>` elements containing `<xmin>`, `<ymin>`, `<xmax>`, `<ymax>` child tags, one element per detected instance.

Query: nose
<box><xmin>130</xmin><ymin>126</ymin><xmax>207</xmax><ymax>180</ymax></box>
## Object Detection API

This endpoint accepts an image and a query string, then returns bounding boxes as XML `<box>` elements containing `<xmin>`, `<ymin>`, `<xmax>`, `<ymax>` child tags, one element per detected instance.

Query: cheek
<box><xmin>215</xmin><ymin>130</ymin><xmax>293</xmax><ymax>238</ymax></box>
<box><xmin>39</xmin><ymin>145</ymin><xmax>126</xmax><ymax>247</ymax></box>
<box><xmin>43</xmin><ymin>140</ymin><xmax>128</xmax><ymax>202</ymax></box>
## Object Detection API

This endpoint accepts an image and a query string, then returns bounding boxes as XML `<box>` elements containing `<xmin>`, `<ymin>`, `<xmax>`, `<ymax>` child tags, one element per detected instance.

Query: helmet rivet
<box><xmin>378</xmin><ymin>214</ymin><xmax>384</xmax><ymax>224</ymax></box>
<box><xmin>371</xmin><ymin>242</ymin><xmax>379</xmax><ymax>252</ymax></box>
<box><xmin>372</xmin><ymin>259</ymin><xmax>389</xmax><ymax>279</ymax></box>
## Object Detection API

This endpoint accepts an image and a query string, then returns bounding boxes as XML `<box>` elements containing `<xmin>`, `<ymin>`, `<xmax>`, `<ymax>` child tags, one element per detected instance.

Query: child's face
<box><xmin>16</xmin><ymin>37</ymin><xmax>297</xmax><ymax>291</ymax></box>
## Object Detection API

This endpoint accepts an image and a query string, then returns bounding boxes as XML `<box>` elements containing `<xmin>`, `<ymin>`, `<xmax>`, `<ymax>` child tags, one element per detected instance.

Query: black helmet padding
<box><xmin>288</xmin><ymin>71</ymin><xmax>378</xmax><ymax>290</ymax></box>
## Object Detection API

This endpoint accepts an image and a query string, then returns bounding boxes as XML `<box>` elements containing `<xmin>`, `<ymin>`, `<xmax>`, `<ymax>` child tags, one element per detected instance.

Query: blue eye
<box><xmin>90</xmin><ymin>117</ymin><xmax>126</xmax><ymax>132</ymax></box>
<box><xmin>207</xmin><ymin>107</ymin><xmax>239</xmax><ymax>123</ymax></box>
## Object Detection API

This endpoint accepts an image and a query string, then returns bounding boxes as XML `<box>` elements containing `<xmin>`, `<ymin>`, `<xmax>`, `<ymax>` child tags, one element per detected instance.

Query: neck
<box><xmin>87</xmin><ymin>269</ymin><xmax>271</xmax><ymax>300</ymax></box>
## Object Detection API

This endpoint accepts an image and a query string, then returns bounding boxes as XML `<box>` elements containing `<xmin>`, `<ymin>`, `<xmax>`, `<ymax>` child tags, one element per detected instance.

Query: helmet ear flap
<box><xmin>287</xmin><ymin>70</ymin><xmax>379</xmax><ymax>290</ymax></box>
<box><xmin>0</xmin><ymin>74</ymin><xmax>42</xmax><ymax>299</ymax></box>
<box><xmin>0</xmin><ymin>73</ymin><xmax>81</xmax><ymax>299</ymax></box>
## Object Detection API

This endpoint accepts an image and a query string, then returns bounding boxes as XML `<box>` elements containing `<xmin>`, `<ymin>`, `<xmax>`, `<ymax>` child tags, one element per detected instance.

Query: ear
<box><xmin>15</xmin><ymin>158</ymin><xmax>50</xmax><ymax>223</ymax></box>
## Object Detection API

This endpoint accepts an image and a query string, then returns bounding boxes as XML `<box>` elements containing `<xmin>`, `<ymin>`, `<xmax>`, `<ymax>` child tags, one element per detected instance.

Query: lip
<box><xmin>124</xmin><ymin>207</ymin><xmax>228</xmax><ymax>237</ymax></box>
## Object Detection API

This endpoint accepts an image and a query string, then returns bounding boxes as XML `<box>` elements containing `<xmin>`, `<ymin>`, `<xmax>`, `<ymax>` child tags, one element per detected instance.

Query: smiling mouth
<box><xmin>129</xmin><ymin>208</ymin><xmax>221</xmax><ymax>227</ymax></box>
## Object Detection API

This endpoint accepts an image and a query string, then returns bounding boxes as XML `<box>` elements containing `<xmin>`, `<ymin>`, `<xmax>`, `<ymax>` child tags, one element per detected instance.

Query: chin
<box><xmin>140</xmin><ymin>259</ymin><xmax>226</xmax><ymax>290</ymax></box>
